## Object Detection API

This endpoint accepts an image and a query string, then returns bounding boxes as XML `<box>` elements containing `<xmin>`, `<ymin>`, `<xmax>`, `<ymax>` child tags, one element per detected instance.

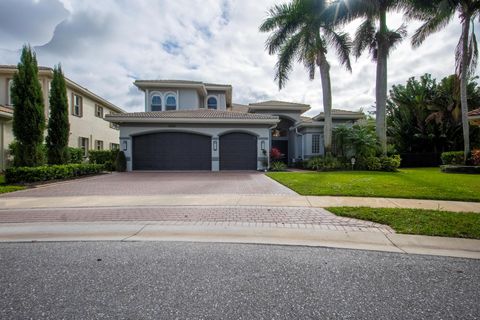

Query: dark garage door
<box><xmin>133</xmin><ymin>132</ymin><xmax>211</xmax><ymax>170</ymax></box>
<box><xmin>220</xmin><ymin>132</ymin><xmax>257</xmax><ymax>170</ymax></box>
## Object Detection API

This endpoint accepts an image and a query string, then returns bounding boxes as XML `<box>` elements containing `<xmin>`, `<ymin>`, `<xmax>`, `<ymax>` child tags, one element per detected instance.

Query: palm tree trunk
<box><xmin>317</xmin><ymin>52</ymin><xmax>333</xmax><ymax>155</ymax></box>
<box><xmin>460</xmin><ymin>16</ymin><xmax>471</xmax><ymax>163</ymax></box>
<box><xmin>376</xmin><ymin>8</ymin><xmax>388</xmax><ymax>155</ymax></box>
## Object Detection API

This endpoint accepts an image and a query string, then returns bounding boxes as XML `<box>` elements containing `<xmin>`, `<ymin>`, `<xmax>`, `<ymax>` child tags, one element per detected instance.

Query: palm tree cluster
<box><xmin>260</xmin><ymin>0</ymin><xmax>480</xmax><ymax>160</ymax></box>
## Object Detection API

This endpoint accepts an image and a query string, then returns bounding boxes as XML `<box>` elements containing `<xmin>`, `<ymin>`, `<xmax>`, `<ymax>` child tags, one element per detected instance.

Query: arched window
<box><xmin>151</xmin><ymin>95</ymin><xmax>162</xmax><ymax>111</ymax></box>
<box><xmin>165</xmin><ymin>94</ymin><xmax>177</xmax><ymax>111</ymax></box>
<box><xmin>207</xmin><ymin>97</ymin><xmax>217</xmax><ymax>110</ymax></box>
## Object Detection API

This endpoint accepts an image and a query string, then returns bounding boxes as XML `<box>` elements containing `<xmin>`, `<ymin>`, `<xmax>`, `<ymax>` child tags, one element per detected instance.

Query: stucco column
<box><xmin>211</xmin><ymin>136</ymin><xmax>219</xmax><ymax>171</ymax></box>
<box><xmin>258</xmin><ymin>137</ymin><xmax>269</xmax><ymax>171</ymax></box>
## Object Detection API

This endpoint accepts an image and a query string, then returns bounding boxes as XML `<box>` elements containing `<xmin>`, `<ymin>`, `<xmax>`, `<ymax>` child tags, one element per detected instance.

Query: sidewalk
<box><xmin>1</xmin><ymin>194</ymin><xmax>479</xmax><ymax>212</ymax></box>
<box><xmin>1</xmin><ymin>222</ymin><xmax>479</xmax><ymax>259</ymax></box>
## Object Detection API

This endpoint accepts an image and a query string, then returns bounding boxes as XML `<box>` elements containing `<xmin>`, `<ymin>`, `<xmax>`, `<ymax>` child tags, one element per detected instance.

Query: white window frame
<box><xmin>7</xmin><ymin>79</ymin><xmax>13</xmax><ymax>106</ymax></box>
<box><xmin>207</xmin><ymin>95</ymin><xmax>218</xmax><ymax>110</ymax></box>
<box><xmin>150</xmin><ymin>93</ymin><xmax>162</xmax><ymax>111</ymax></box>
<box><xmin>312</xmin><ymin>134</ymin><xmax>320</xmax><ymax>154</ymax></box>
<box><xmin>79</xmin><ymin>137</ymin><xmax>89</xmax><ymax>157</ymax></box>
<box><xmin>95</xmin><ymin>140</ymin><xmax>104</xmax><ymax>150</ymax></box>
<box><xmin>72</xmin><ymin>93</ymin><xmax>83</xmax><ymax>117</ymax></box>
<box><xmin>95</xmin><ymin>104</ymin><xmax>104</xmax><ymax>118</ymax></box>
<box><xmin>164</xmin><ymin>92</ymin><xmax>177</xmax><ymax>111</ymax></box>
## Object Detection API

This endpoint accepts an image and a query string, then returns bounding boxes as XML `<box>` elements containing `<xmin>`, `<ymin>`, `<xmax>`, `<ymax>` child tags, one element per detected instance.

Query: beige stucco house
<box><xmin>0</xmin><ymin>65</ymin><xmax>125</xmax><ymax>170</ymax></box>
<box><xmin>106</xmin><ymin>79</ymin><xmax>364</xmax><ymax>171</ymax></box>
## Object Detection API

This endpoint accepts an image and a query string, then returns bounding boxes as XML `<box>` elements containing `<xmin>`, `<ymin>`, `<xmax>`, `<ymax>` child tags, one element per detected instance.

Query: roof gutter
<box><xmin>104</xmin><ymin>117</ymin><xmax>280</xmax><ymax>125</ymax></box>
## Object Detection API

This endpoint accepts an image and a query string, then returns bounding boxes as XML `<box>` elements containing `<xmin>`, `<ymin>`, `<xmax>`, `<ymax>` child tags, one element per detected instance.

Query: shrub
<box><xmin>8</xmin><ymin>141</ymin><xmax>46</xmax><ymax>167</ymax></box>
<box><xmin>67</xmin><ymin>147</ymin><xmax>84</xmax><ymax>164</ymax></box>
<box><xmin>5</xmin><ymin>163</ymin><xmax>104</xmax><ymax>184</ymax></box>
<box><xmin>441</xmin><ymin>165</ymin><xmax>480</xmax><ymax>174</ymax></box>
<box><xmin>380</xmin><ymin>155</ymin><xmax>401</xmax><ymax>172</ymax></box>
<box><xmin>115</xmin><ymin>151</ymin><xmax>127</xmax><ymax>172</ymax></box>
<box><xmin>363</xmin><ymin>156</ymin><xmax>382</xmax><ymax>171</ymax></box>
<box><xmin>271</xmin><ymin>148</ymin><xmax>282</xmax><ymax>160</ymax></box>
<box><xmin>270</xmin><ymin>161</ymin><xmax>287</xmax><ymax>171</ymax></box>
<box><xmin>441</xmin><ymin>151</ymin><xmax>464</xmax><ymax>165</ymax></box>
<box><xmin>472</xmin><ymin>149</ymin><xmax>480</xmax><ymax>166</ymax></box>
<box><xmin>89</xmin><ymin>150</ymin><xmax>119</xmax><ymax>171</ymax></box>
<box><xmin>306</xmin><ymin>155</ymin><xmax>343</xmax><ymax>171</ymax></box>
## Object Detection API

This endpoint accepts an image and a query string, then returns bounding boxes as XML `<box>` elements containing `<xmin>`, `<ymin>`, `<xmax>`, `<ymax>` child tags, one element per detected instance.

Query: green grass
<box><xmin>267</xmin><ymin>168</ymin><xmax>480</xmax><ymax>202</ymax></box>
<box><xmin>0</xmin><ymin>175</ymin><xmax>25</xmax><ymax>194</ymax></box>
<box><xmin>327</xmin><ymin>207</ymin><xmax>480</xmax><ymax>239</ymax></box>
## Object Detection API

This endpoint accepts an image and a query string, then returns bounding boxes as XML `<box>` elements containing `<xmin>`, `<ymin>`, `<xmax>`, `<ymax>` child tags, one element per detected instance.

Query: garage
<box><xmin>220</xmin><ymin>132</ymin><xmax>257</xmax><ymax>170</ymax></box>
<box><xmin>132</xmin><ymin>132</ymin><xmax>211</xmax><ymax>170</ymax></box>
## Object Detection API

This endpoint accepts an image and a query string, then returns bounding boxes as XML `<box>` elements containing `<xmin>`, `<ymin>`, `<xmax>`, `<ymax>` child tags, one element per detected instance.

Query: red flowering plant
<box><xmin>270</xmin><ymin>147</ymin><xmax>282</xmax><ymax>160</ymax></box>
<box><xmin>472</xmin><ymin>149</ymin><xmax>480</xmax><ymax>166</ymax></box>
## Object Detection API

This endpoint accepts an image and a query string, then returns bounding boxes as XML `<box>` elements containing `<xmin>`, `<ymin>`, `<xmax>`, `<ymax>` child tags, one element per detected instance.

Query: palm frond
<box><xmin>386</xmin><ymin>24</ymin><xmax>407</xmax><ymax>54</ymax></box>
<box><xmin>323</xmin><ymin>26</ymin><xmax>352</xmax><ymax>72</ymax></box>
<box><xmin>411</xmin><ymin>2</ymin><xmax>454</xmax><ymax>47</ymax></box>
<box><xmin>353</xmin><ymin>18</ymin><xmax>376</xmax><ymax>59</ymax></box>
<box><xmin>468</xmin><ymin>23</ymin><xmax>478</xmax><ymax>76</ymax></box>
<box><xmin>274</xmin><ymin>32</ymin><xmax>303</xmax><ymax>89</ymax></box>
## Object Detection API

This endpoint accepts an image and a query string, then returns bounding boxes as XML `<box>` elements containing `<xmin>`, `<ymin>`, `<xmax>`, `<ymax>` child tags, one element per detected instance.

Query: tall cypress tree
<box><xmin>11</xmin><ymin>45</ymin><xmax>45</xmax><ymax>167</ymax></box>
<box><xmin>46</xmin><ymin>65</ymin><xmax>70</xmax><ymax>164</ymax></box>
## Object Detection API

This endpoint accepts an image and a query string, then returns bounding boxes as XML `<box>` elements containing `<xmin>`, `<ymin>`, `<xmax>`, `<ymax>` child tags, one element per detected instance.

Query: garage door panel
<box><xmin>220</xmin><ymin>132</ymin><xmax>257</xmax><ymax>170</ymax></box>
<box><xmin>133</xmin><ymin>132</ymin><xmax>211</xmax><ymax>170</ymax></box>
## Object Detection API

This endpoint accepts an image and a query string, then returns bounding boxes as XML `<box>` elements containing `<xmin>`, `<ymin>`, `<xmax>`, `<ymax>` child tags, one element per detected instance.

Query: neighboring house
<box><xmin>469</xmin><ymin>108</ymin><xmax>480</xmax><ymax>126</ymax></box>
<box><xmin>106</xmin><ymin>79</ymin><xmax>364</xmax><ymax>171</ymax></box>
<box><xmin>0</xmin><ymin>65</ymin><xmax>125</xmax><ymax>170</ymax></box>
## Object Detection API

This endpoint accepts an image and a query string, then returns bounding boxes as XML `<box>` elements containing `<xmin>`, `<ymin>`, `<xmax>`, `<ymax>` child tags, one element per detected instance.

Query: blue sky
<box><xmin>0</xmin><ymin>0</ymin><xmax>476</xmax><ymax>117</ymax></box>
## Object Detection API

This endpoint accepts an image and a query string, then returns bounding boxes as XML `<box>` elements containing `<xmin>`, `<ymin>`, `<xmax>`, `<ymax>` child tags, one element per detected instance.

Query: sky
<box><xmin>0</xmin><ymin>0</ymin><xmax>476</xmax><ymax>117</ymax></box>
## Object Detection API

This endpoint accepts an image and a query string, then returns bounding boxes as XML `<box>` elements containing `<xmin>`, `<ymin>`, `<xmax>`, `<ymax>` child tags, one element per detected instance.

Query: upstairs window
<box><xmin>95</xmin><ymin>105</ymin><xmax>104</xmax><ymax>118</ymax></box>
<box><xmin>165</xmin><ymin>94</ymin><xmax>176</xmax><ymax>111</ymax></box>
<box><xmin>72</xmin><ymin>93</ymin><xmax>83</xmax><ymax>117</ymax></box>
<box><xmin>151</xmin><ymin>95</ymin><xmax>162</xmax><ymax>111</ymax></box>
<box><xmin>110</xmin><ymin>143</ymin><xmax>120</xmax><ymax>150</ymax></box>
<box><xmin>207</xmin><ymin>97</ymin><xmax>217</xmax><ymax>109</ymax></box>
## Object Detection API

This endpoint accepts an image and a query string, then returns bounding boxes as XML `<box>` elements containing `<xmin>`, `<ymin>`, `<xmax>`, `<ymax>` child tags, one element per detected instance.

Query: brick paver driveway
<box><xmin>2</xmin><ymin>172</ymin><xmax>296</xmax><ymax>197</ymax></box>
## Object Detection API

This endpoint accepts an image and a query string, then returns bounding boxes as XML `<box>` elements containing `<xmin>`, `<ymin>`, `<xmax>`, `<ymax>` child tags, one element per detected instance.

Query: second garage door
<box><xmin>133</xmin><ymin>132</ymin><xmax>211</xmax><ymax>170</ymax></box>
<box><xmin>220</xmin><ymin>132</ymin><xmax>257</xmax><ymax>170</ymax></box>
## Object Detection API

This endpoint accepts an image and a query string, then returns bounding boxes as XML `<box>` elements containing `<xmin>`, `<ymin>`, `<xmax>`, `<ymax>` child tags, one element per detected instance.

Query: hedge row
<box><xmin>5</xmin><ymin>164</ymin><xmax>104</xmax><ymax>184</ymax></box>
<box><xmin>88</xmin><ymin>150</ymin><xmax>119</xmax><ymax>171</ymax></box>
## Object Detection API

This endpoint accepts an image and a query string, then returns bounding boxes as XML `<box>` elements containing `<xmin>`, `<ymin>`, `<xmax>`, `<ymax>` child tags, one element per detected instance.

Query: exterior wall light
<box><xmin>213</xmin><ymin>141</ymin><xmax>218</xmax><ymax>151</ymax></box>
<box><xmin>123</xmin><ymin>141</ymin><xmax>128</xmax><ymax>151</ymax></box>
<box><xmin>261</xmin><ymin>140</ymin><xmax>265</xmax><ymax>150</ymax></box>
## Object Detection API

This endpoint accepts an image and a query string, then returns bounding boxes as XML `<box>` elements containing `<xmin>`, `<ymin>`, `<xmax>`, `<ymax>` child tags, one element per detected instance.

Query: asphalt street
<box><xmin>1</xmin><ymin>241</ymin><xmax>479</xmax><ymax>319</ymax></box>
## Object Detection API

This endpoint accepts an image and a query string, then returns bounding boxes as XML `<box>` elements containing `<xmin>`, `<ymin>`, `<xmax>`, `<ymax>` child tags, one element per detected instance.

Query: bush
<box><xmin>115</xmin><ymin>151</ymin><xmax>127</xmax><ymax>172</ymax></box>
<box><xmin>8</xmin><ymin>141</ymin><xmax>46</xmax><ymax>167</ymax></box>
<box><xmin>270</xmin><ymin>161</ymin><xmax>287</xmax><ymax>171</ymax></box>
<box><xmin>363</xmin><ymin>156</ymin><xmax>382</xmax><ymax>171</ymax></box>
<box><xmin>5</xmin><ymin>163</ymin><xmax>104</xmax><ymax>184</ymax></box>
<box><xmin>441</xmin><ymin>151</ymin><xmax>464</xmax><ymax>165</ymax></box>
<box><xmin>306</xmin><ymin>155</ymin><xmax>343</xmax><ymax>171</ymax></box>
<box><xmin>67</xmin><ymin>147</ymin><xmax>84</xmax><ymax>164</ymax></box>
<box><xmin>441</xmin><ymin>165</ymin><xmax>480</xmax><ymax>174</ymax></box>
<box><xmin>472</xmin><ymin>149</ymin><xmax>480</xmax><ymax>166</ymax></box>
<box><xmin>380</xmin><ymin>155</ymin><xmax>401</xmax><ymax>172</ymax></box>
<box><xmin>89</xmin><ymin>150</ymin><xmax>119</xmax><ymax>171</ymax></box>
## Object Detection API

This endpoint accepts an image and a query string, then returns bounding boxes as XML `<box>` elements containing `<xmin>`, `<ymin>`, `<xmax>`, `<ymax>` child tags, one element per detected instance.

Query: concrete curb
<box><xmin>1</xmin><ymin>222</ymin><xmax>479</xmax><ymax>260</ymax></box>
<box><xmin>1</xmin><ymin>194</ymin><xmax>480</xmax><ymax>212</ymax></box>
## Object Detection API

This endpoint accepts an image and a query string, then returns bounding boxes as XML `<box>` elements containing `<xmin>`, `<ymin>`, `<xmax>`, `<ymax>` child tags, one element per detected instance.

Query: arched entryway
<box><xmin>271</xmin><ymin>117</ymin><xmax>295</xmax><ymax>163</ymax></box>
<box><xmin>219</xmin><ymin>132</ymin><xmax>257</xmax><ymax>170</ymax></box>
<box><xmin>132</xmin><ymin>132</ymin><xmax>211</xmax><ymax>170</ymax></box>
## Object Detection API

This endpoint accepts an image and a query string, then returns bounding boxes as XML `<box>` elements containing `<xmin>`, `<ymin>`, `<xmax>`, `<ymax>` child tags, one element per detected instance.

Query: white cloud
<box><xmin>0</xmin><ymin>0</ymin><xmax>477</xmax><ymax>117</ymax></box>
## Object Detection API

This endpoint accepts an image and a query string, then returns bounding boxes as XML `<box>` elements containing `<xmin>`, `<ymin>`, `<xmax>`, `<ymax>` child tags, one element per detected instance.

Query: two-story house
<box><xmin>0</xmin><ymin>65</ymin><xmax>125</xmax><ymax>170</ymax></box>
<box><xmin>105</xmin><ymin>80</ymin><xmax>364</xmax><ymax>171</ymax></box>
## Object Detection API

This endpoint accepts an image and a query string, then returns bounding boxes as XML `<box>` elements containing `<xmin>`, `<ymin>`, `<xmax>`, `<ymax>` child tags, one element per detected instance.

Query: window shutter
<box><xmin>80</xmin><ymin>96</ymin><xmax>83</xmax><ymax>117</ymax></box>
<box><xmin>71</xmin><ymin>93</ymin><xmax>74</xmax><ymax>115</ymax></box>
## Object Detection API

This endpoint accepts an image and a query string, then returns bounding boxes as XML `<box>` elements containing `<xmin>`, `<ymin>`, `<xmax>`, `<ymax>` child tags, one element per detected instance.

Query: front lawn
<box><xmin>328</xmin><ymin>207</ymin><xmax>480</xmax><ymax>239</ymax></box>
<box><xmin>267</xmin><ymin>168</ymin><xmax>480</xmax><ymax>202</ymax></box>
<box><xmin>0</xmin><ymin>175</ymin><xmax>25</xmax><ymax>194</ymax></box>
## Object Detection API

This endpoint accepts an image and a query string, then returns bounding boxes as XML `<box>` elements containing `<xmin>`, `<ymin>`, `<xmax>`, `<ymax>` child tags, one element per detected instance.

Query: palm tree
<box><xmin>259</xmin><ymin>0</ymin><xmax>352</xmax><ymax>154</ymax></box>
<box><xmin>324</xmin><ymin>0</ymin><xmax>409</xmax><ymax>154</ymax></box>
<box><xmin>408</xmin><ymin>0</ymin><xmax>480</xmax><ymax>162</ymax></box>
